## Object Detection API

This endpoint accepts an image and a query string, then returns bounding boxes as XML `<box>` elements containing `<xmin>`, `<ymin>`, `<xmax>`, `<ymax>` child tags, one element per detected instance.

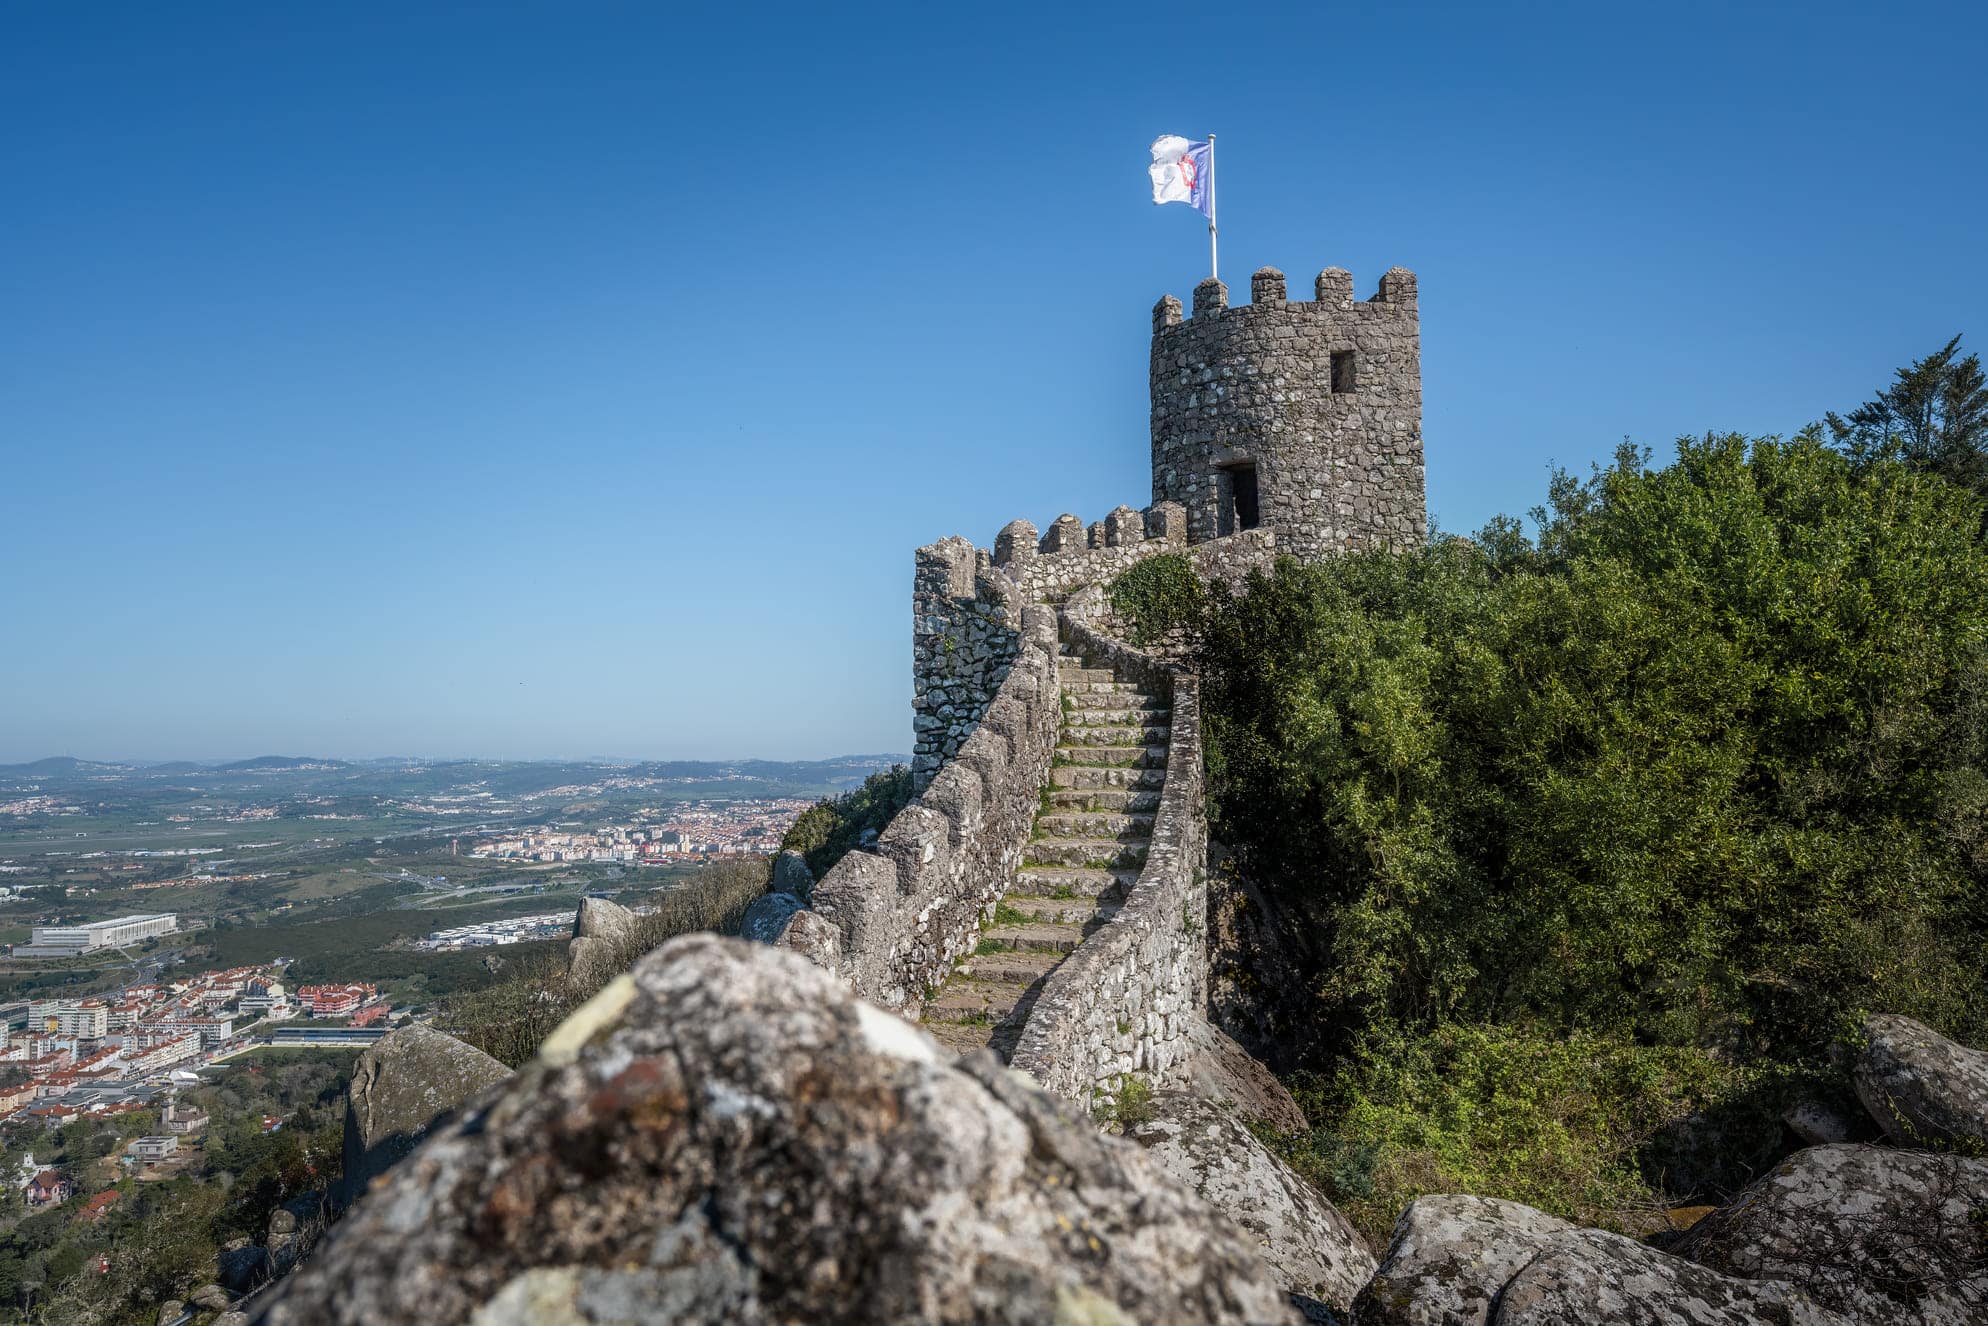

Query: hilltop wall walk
<box><xmin>777</xmin><ymin>263</ymin><xmax>1422</xmax><ymax>1106</ymax></box>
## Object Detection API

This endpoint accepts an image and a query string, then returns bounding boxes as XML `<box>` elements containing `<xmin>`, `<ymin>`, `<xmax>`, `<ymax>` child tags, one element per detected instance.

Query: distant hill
<box><xmin>214</xmin><ymin>756</ymin><xmax>352</xmax><ymax>772</ymax></box>
<box><xmin>0</xmin><ymin>756</ymin><xmax>130</xmax><ymax>776</ymax></box>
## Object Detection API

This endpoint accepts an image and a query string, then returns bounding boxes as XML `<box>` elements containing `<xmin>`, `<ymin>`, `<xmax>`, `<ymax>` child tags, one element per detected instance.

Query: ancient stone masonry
<box><xmin>911</xmin><ymin>536</ymin><xmax>1023</xmax><ymax>789</ymax></box>
<box><xmin>1152</xmin><ymin>266</ymin><xmax>1425</xmax><ymax>558</ymax></box>
<box><xmin>1008</xmin><ymin>583</ymin><xmax>1209</xmax><ymax>1100</ymax></box>
<box><xmin>787</xmin><ymin>603</ymin><xmax>1061</xmax><ymax>1013</ymax></box>
<box><xmin>776</xmin><ymin>260</ymin><xmax>1420</xmax><ymax>1109</ymax></box>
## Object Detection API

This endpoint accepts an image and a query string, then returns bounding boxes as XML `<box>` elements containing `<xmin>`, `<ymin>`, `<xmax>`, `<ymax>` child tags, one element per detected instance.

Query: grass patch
<box><xmin>1092</xmin><ymin>1075</ymin><xmax>1156</xmax><ymax>1129</ymax></box>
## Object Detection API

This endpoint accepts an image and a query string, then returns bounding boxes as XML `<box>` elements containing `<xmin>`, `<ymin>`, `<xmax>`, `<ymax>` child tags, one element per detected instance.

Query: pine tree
<box><xmin>1827</xmin><ymin>334</ymin><xmax>1988</xmax><ymax>493</ymax></box>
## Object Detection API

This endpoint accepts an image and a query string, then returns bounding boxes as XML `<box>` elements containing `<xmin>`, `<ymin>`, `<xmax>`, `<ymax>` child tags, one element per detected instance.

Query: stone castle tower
<box><xmin>1150</xmin><ymin>265</ymin><xmax>1425</xmax><ymax>558</ymax></box>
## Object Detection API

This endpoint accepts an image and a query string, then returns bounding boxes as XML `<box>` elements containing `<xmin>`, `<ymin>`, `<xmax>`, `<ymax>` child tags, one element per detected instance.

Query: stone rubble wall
<box><xmin>1152</xmin><ymin>265</ymin><xmax>1425</xmax><ymax>559</ymax></box>
<box><xmin>911</xmin><ymin>536</ymin><xmax>1024</xmax><ymax>789</ymax></box>
<box><xmin>779</xmin><ymin>506</ymin><xmax>1273</xmax><ymax>1100</ymax></box>
<box><xmin>1008</xmin><ymin>583</ymin><xmax>1210</xmax><ymax>1101</ymax></box>
<box><xmin>779</xmin><ymin>603</ymin><xmax>1061</xmax><ymax>1014</ymax></box>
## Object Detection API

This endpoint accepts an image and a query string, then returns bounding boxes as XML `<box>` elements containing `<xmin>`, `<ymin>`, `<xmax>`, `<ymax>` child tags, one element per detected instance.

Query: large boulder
<box><xmin>1853</xmin><ymin>1013</ymin><xmax>1988</xmax><ymax>1149</ymax></box>
<box><xmin>1494</xmin><ymin>1226</ymin><xmax>1847</xmax><ymax>1324</ymax></box>
<box><xmin>738</xmin><ymin>892</ymin><xmax>803</xmax><ymax>944</ymax></box>
<box><xmin>1355</xmin><ymin>1193</ymin><xmax>1847</xmax><ymax>1325</ymax></box>
<box><xmin>340</xmin><ymin>1023</ymin><xmax>510</xmax><ymax>1197</ymax></box>
<box><xmin>257</xmin><ymin>936</ymin><xmax>1302</xmax><ymax>1325</ymax></box>
<box><xmin>1172</xmin><ymin>1017</ymin><xmax>1309</xmax><ymax>1133</ymax></box>
<box><xmin>1355</xmin><ymin>1194</ymin><xmax>1577</xmax><ymax>1326</ymax></box>
<box><xmin>1126</xmin><ymin>1090</ymin><xmax>1373</xmax><ymax>1316</ymax></box>
<box><xmin>567</xmin><ymin>896</ymin><xmax>639</xmax><ymax>990</ymax></box>
<box><xmin>771</xmin><ymin>850</ymin><xmax>814</xmax><ymax>901</ymax></box>
<box><xmin>188</xmin><ymin>1284</ymin><xmax>232</xmax><ymax>1311</ymax></box>
<box><xmin>1675</xmin><ymin>1142</ymin><xmax>1988</xmax><ymax>1323</ymax></box>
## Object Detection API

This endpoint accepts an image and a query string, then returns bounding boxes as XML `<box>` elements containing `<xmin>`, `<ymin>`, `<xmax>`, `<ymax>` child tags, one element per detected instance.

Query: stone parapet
<box><xmin>780</xmin><ymin>604</ymin><xmax>1061</xmax><ymax>1013</ymax></box>
<box><xmin>912</xmin><ymin>536</ymin><xmax>1023</xmax><ymax>788</ymax></box>
<box><xmin>1008</xmin><ymin>584</ymin><xmax>1209</xmax><ymax>1100</ymax></box>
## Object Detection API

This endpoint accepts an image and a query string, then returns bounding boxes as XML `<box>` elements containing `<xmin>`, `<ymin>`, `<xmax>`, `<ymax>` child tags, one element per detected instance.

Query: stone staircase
<box><xmin>918</xmin><ymin>640</ymin><xmax>1170</xmax><ymax>1058</ymax></box>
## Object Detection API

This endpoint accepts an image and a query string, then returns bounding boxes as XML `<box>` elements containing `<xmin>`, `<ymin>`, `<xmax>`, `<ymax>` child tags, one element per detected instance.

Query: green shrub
<box><xmin>779</xmin><ymin>765</ymin><xmax>914</xmax><ymax>879</ymax></box>
<box><xmin>1267</xmin><ymin>1025</ymin><xmax>1799</xmax><ymax>1245</ymax></box>
<box><xmin>1108</xmin><ymin>553</ymin><xmax>1206</xmax><ymax>646</ymax></box>
<box><xmin>1204</xmin><ymin>432</ymin><xmax>1988</xmax><ymax>1220</ymax></box>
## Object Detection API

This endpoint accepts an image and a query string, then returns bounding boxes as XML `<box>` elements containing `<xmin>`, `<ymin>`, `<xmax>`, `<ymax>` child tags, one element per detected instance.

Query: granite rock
<box><xmin>1355</xmin><ymin>1193</ymin><xmax>1847</xmax><ymax>1325</ymax></box>
<box><xmin>256</xmin><ymin>935</ymin><xmax>1303</xmax><ymax>1326</ymax></box>
<box><xmin>1853</xmin><ymin>1014</ymin><xmax>1988</xmax><ymax>1149</ymax></box>
<box><xmin>1675</xmin><ymin>1142</ymin><xmax>1988</xmax><ymax>1324</ymax></box>
<box><xmin>1126</xmin><ymin>1091</ymin><xmax>1373</xmax><ymax>1315</ymax></box>
<box><xmin>340</xmin><ymin>1023</ymin><xmax>510</xmax><ymax>1197</ymax></box>
<box><xmin>738</xmin><ymin>892</ymin><xmax>802</xmax><ymax>945</ymax></box>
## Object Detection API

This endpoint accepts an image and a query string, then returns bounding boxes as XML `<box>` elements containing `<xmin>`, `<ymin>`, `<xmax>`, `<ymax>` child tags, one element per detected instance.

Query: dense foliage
<box><xmin>779</xmin><ymin>765</ymin><xmax>914</xmax><ymax>880</ymax></box>
<box><xmin>1106</xmin><ymin>553</ymin><xmax>1206</xmax><ymax>646</ymax></box>
<box><xmin>1200</xmin><ymin>432</ymin><xmax>1988</xmax><ymax>1233</ymax></box>
<box><xmin>1827</xmin><ymin>334</ymin><xmax>1988</xmax><ymax>496</ymax></box>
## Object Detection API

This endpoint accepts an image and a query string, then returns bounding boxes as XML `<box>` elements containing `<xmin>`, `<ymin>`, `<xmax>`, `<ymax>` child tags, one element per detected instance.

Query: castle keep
<box><xmin>1153</xmin><ymin>266</ymin><xmax>1425</xmax><ymax>557</ymax></box>
<box><xmin>779</xmin><ymin>263</ymin><xmax>1424</xmax><ymax>1103</ymax></box>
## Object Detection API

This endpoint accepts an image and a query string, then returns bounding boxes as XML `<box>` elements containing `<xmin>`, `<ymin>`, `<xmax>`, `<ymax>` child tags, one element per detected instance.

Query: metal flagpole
<box><xmin>1207</xmin><ymin>133</ymin><xmax>1218</xmax><ymax>282</ymax></box>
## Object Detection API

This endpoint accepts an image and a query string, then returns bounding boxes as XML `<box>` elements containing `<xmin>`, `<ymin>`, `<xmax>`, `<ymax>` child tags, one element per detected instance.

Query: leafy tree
<box><xmin>1202</xmin><ymin>432</ymin><xmax>1988</xmax><ymax>1231</ymax></box>
<box><xmin>1827</xmin><ymin>335</ymin><xmax>1988</xmax><ymax>493</ymax></box>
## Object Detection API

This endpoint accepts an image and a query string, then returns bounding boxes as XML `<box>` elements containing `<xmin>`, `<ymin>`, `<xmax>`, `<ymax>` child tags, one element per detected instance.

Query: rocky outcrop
<box><xmin>1172</xmin><ymin>1017</ymin><xmax>1308</xmax><ymax>1133</ymax></box>
<box><xmin>1853</xmin><ymin>1014</ymin><xmax>1988</xmax><ymax>1149</ymax></box>
<box><xmin>738</xmin><ymin>891</ymin><xmax>802</xmax><ymax>944</ymax></box>
<box><xmin>1494</xmin><ymin>1226</ymin><xmax>1848</xmax><ymax>1324</ymax></box>
<box><xmin>340</xmin><ymin>1023</ymin><xmax>510</xmax><ymax>1197</ymax></box>
<box><xmin>567</xmin><ymin>896</ymin><xmax>638</xmax><ymax>990</ymax></box>
<box><xmin>189</xmin><ymin>1284</ymin><xmax>232</xmax><ymax>1311</ymax></box>
<box><xmin>1126</xmin><ymin>1091</ymin><xmax>1373</xmax><ymax>1316</ymax></box>
<box><xmin>257</xmin><ymin>936</ymin><xmax>1302</xmax><ymax>1326</ymax></box>
<box><xmin>771</xmin><ymin>850</ymin><xmax>813</xmax><ymax>901</ymax></box>
<box><xmin>1676</xmin><ymin>1143</ymin><xmax>1988</xmax><ymax>1323</ymax></box>
<box><xmin>1355</xmin><ymin>1193</ymin><xmax>1848</xmax><ymax>1325</ymax></box>
<box><xmin>1355</xmin><ymin>1195</ymin><xmax>1578</xmax><ymax>1325</ymax></box>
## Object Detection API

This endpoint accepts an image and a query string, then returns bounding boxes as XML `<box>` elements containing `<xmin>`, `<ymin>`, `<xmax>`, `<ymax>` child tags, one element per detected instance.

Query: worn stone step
<box><xmin>1023</xmin><ymin>837</ymin><xmax>1150</xmax><ymax>870</ymax></box>
<box><xmin>1057</xmin><ymin>666</ymin><xmax>1117</xmax><ymax>685</ymax></box>
<box><xmin>1057</xmin><ymin>745</ymin><xmax>1169</xmax><ymax>769</ymax></box>
<box><xmin>957</xmin><ymin>946</ymin><xmax>1065</xmax><ymax>984</ymax></box>
<box><xmin>1061</xmin><ymin>723</ymin><xmax>1170</xmax><ymax>748</ymax></box>
<box><xmin>922</xmin><ymin>977</ymin><xmax>1031</xmax><ymax>1023</ymax></box>
<box><xmin>1034</xmin><ymin>811</ymin><xmax>1157</xmax><ymax>839</ymax></box>
<box><xmin>1050</xmin><ymin>765</ymin><xmax>1167</xmax><ymax>791</ymax></box>
<box><xmin>1060</xmin><ymin>681</ymin><xmax>1148</xmax><ymax>697</ymax></box>
<box><xmin>1065</xmin><ymin>695</ymin><xmax>1168</xmax><ymax>715</ymax></box>
<box><xmin>1011</xmin><ymin>866</ymin><xmax>1141</xmax><ymax>898</ymax></box>
<box><xmin>979</xmin><ymin>921</ymin><xmax>1086</xmax><ymax>954</ymax></box>
<box><xmin>922</xmin><ymin>1018</ymin><xmax>1000</xmax><ymax>1057</ymax></box>
<box><xmin>1046</xmin><ymin>788</ymin><xmax>1162</xmax><ymax>813</ymax></box>
<box><xmin>997</xmin><ymin>893</ymin><xmax>1111</xmax><ymax>926</ymax></box>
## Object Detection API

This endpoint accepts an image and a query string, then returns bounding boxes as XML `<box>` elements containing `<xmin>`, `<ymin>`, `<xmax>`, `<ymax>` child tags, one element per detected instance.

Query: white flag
<box><xmin>1149</xmin><ymin>135</ymin><xmax>1212</xmax><ymax>217</ymax></box>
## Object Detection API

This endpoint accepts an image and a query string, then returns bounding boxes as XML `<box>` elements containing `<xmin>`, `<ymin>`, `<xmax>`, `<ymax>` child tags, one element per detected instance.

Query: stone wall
<box><xmin>1008</xmin><ymin>583</ymin><xmax>1211</xmax><ymax>1100</ymax></box>
<box><xmin>911</xmin><ymin>536</ymin><xmax>1023</xmax><ymax>789</ymax></box>
<box><xmin>1151</xmin><ymin>265</ymin><xmax>1424</xmax><ymax>559</ymax></box>
<box><xmin>780</xmin><ymin>604</ymin><xmax>1060</xmax><ymax>1013</ymax></box>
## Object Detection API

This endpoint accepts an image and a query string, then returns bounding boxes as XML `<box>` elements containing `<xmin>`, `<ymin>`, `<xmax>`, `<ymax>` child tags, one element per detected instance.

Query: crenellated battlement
<box><xmin>1151</xmin><ymin>260</ymin><xmax>1425</xmax><ymax>559</ymax></box>
<box><xmin>1154</xmin><ymin>265</ymin><xmax>1418</xmax><ymax>331</ymax></box>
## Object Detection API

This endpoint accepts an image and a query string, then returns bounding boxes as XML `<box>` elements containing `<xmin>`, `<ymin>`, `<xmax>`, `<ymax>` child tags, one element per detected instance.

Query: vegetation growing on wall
<box><xmin>1202</xmin><ymin>430</ymin><xmax>1988</xmax><ymax>1239</ymax></box>
<box><xmin>1106</xmin><ymin>553</ymin><xmax>1206</xmax><ymax>646</ymax></box>
<box><xmin>778</xmin><ymin>765</ymin><xmax>914</xmax><ymax>879</ymax></box>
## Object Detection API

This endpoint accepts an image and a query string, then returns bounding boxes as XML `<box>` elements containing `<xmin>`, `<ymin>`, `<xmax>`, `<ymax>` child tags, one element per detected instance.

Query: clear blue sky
<box><xmin>3</xmin><ymin>3</ymin><xmax>1982</xmax><ymax>764</ymax></box>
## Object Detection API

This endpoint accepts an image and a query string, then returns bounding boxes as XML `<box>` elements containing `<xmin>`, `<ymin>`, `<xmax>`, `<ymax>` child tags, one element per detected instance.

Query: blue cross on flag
<box><xmin>1149</xmin><ymin>135</ymin><xmax>1212</xmax><ymax>218</ymax></box>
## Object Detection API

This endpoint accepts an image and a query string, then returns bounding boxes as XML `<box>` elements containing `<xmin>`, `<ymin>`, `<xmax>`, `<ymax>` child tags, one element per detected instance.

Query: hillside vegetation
<box><xmin>1175</xmin><ymin>430</ymin><xmax>1988</xmax><ymax>1239</ymax></box>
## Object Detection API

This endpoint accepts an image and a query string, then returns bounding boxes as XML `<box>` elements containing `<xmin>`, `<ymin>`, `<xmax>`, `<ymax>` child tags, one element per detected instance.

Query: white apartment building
<box><xmin>28</xmin><ymin>1001</ymin><xmax>108</xmax><ymax>1039</ymax></box>
<box><xmin>14</xmin><ymin>914</ymin><xmax>178</xmax><ymax>958</ymax></box>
